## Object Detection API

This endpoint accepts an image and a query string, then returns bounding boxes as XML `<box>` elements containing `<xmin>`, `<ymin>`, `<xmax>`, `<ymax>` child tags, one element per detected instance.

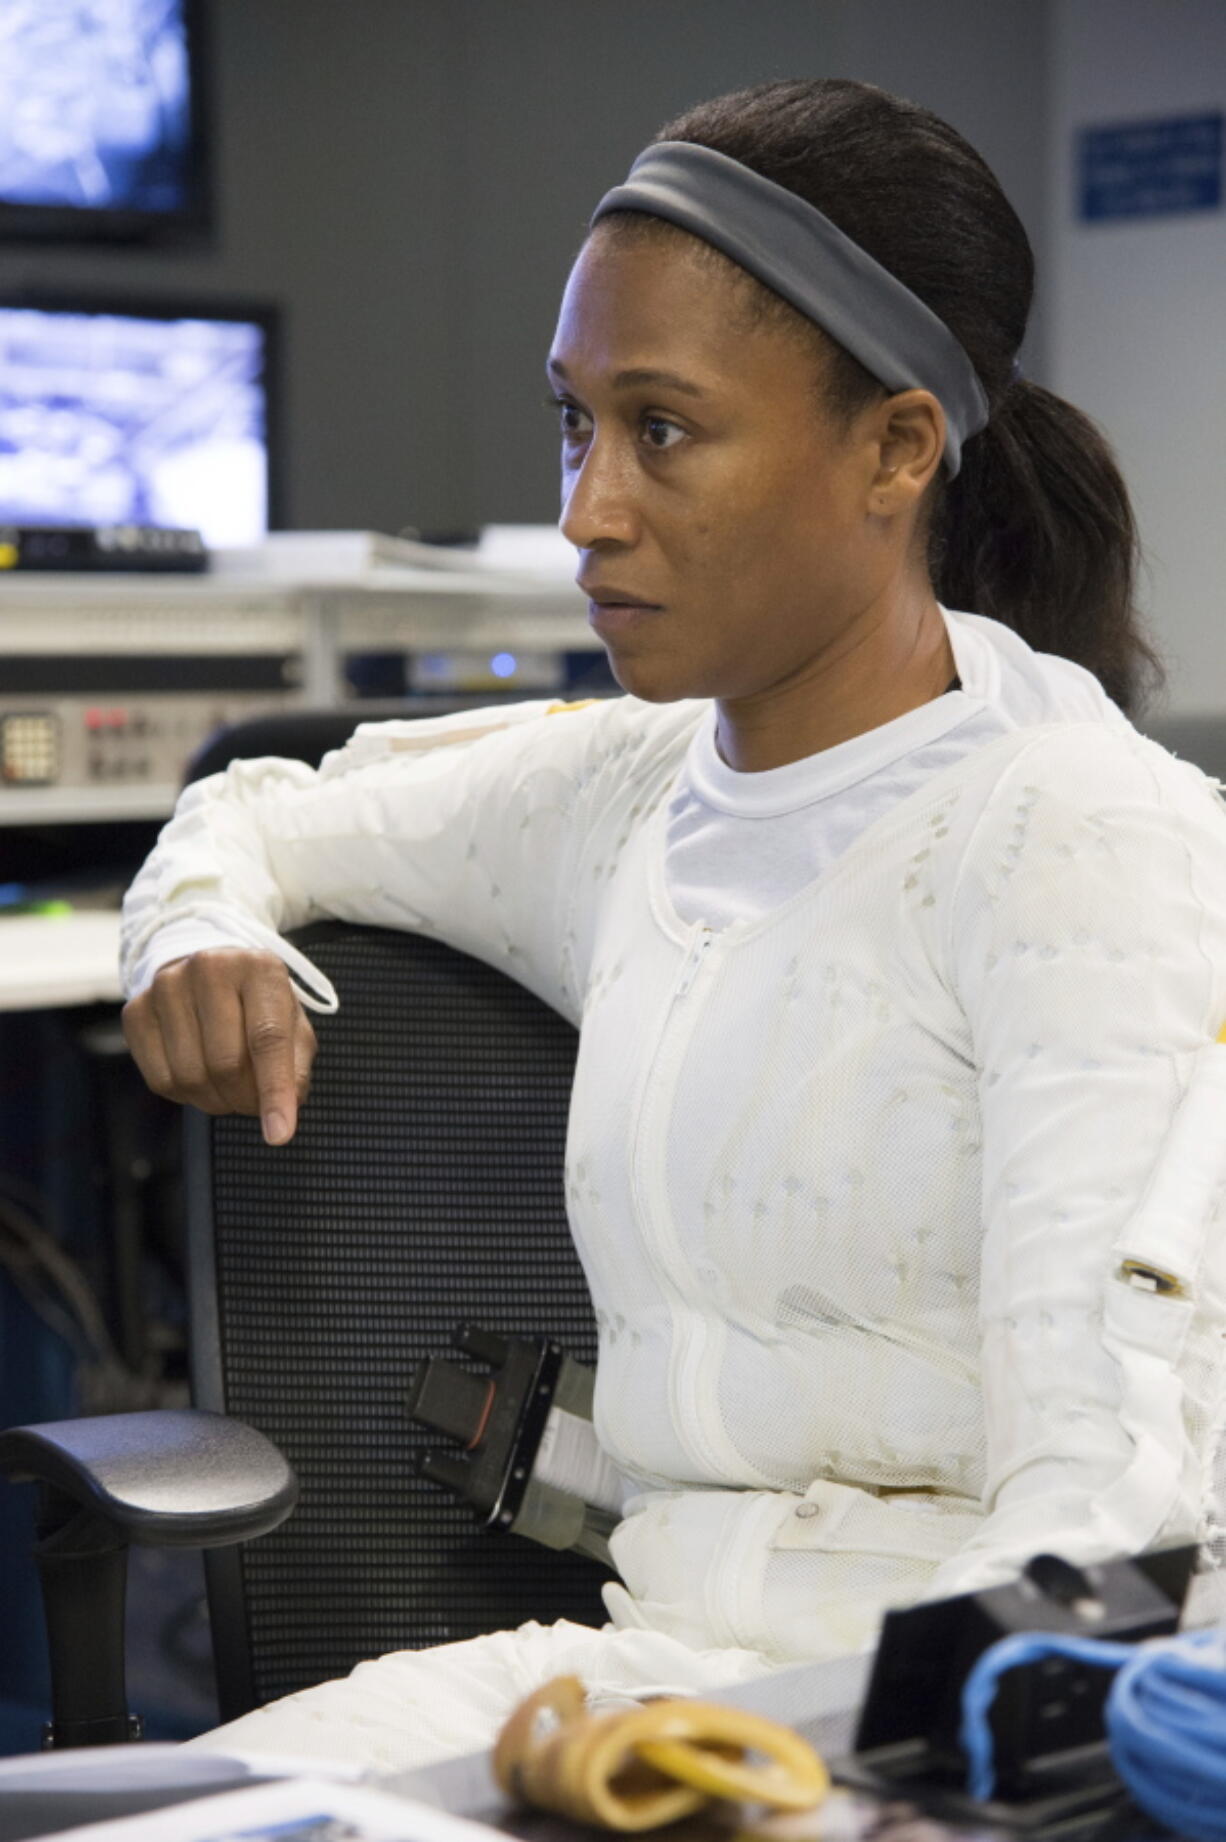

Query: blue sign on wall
<box><xmin>1078</xmin><ymin>112</ymin><xmax>1222</xmax><ymax>222</ymax></box>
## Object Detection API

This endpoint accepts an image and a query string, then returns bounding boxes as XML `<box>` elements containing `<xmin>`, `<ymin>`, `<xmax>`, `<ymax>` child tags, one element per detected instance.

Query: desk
<box><xmin>0</xmin><ymin>1642</ymin><xmax>1182</xmax><ymax>1841</ymax></box>
<box><xmin>0</xmin><ymin>1654</ymin><xmax>872</xmax><ymax>1842</ymax></box>
<box><xmin>0</xmin><ymin>911</ymin><xmax>123</xmax><ymax>1011</ymax></box>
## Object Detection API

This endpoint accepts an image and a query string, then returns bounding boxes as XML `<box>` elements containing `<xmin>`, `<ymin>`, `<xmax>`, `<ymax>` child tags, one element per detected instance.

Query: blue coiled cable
<box><xmin>959</xmin><ymin>1626</ymin><xmax>1226</xmax><ymax>1841</ymax></box>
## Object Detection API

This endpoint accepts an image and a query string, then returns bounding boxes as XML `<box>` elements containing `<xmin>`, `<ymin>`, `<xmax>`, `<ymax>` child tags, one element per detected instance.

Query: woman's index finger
<box><xmin>241</xmin><ymin>959</ymin><xmax>303</xmax><ymax>1144</ymax></box>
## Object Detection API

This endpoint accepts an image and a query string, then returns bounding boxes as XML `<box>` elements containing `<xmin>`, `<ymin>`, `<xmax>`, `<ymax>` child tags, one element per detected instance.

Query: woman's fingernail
<box><xmin>262</xmin><ymin>1110</ymin><xmax>290</xmax><ymax>1145</ymax></box>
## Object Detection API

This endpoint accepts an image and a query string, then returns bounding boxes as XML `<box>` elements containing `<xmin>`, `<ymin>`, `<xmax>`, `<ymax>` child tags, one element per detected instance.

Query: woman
<box><xmin>121</xmin><ymin>79</ymin><xmax>1226</xmax><ymax>1770</ymax></box>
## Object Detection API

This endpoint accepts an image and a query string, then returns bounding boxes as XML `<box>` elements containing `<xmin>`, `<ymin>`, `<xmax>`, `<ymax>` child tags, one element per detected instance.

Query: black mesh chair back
<box><xmin>184</xmin><ymin>922</ymin><xmax>606</xmax><ymax>1722</ymax></box>
<box><xmin>187</xmin><ymin>712</ymin><xmax>368</xmax><ymax>782</ymax></box>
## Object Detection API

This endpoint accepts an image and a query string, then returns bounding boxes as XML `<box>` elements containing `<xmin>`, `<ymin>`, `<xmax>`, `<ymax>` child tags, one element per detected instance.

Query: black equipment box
<box><xmin>0</xmin><ymin>525</ymin><xmax>206</xmax><ymax>573</ymax></box>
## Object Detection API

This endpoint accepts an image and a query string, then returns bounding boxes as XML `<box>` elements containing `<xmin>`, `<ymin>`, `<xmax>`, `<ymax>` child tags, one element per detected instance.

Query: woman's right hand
<box><xmin>121</xmin><ymin>949</ymin><xmax>317</xmax><ymax>1145</ymax></box>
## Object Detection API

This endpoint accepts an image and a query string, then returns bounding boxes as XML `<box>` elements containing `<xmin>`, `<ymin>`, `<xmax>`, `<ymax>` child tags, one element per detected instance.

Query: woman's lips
<box><xmin>587</xmin><ymin>598</ymin><xmax>663</xmax><ymax>634</ymax></box>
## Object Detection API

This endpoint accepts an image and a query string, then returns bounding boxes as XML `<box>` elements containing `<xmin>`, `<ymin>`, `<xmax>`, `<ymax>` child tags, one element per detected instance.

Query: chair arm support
<box><xmin>0</xmin><ymin>1408</ymin><xmax>298</xmax><ymax>1548</ymax></box>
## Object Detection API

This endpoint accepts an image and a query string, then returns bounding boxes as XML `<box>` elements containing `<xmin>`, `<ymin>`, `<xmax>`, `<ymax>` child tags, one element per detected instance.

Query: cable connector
<box><xmin>406</xmin><ymin>1326</ymin><xmax>615</xmax><ymax>1564</ymax></box>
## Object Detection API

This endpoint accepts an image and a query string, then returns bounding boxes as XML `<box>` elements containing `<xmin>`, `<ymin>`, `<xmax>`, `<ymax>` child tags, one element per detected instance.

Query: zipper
<box><xmin>675</xmin><ymin>925</ymin><xmax>713</xmax><ymax>998</ymax></box>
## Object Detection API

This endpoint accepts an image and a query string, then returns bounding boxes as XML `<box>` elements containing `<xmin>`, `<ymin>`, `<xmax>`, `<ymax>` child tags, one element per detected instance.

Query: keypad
<box><xmin>1</xmin><ymin>712</ymin><xmax>59</xmax><ymax>785</ymax></box>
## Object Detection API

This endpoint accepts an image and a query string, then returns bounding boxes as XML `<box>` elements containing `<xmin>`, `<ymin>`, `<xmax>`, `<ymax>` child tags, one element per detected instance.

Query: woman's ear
<box><xmin>868</xmin><ymin>390</ymin><xmax>946</xmax><ymax>513</ymax></box>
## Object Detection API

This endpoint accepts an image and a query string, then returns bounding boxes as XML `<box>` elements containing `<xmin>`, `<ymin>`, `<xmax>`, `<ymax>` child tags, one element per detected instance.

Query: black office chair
<box><xmin>1</xmin><ymin>920</ymin><xmax>607</xmax><ymax>1743</ymax></box>
<box><xmin>185</xmin><ymin>702</ymin><xmax>608</xmax><ymax>1713</ymax></box>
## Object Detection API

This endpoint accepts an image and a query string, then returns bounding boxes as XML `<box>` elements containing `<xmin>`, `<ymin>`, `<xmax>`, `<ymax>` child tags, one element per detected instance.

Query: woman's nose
<box><xmin>559</xmin><ymin>439</ymin><xmax>639</xmax><ymax>552</ymax></box>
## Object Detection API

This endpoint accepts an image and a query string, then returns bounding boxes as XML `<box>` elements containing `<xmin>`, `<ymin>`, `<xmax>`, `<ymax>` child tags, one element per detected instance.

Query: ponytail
<box><xmin>932</xmin><ymin>380</ymin><xmax>1161</xmax><ymax>715</ymax></box>
<box><xmin>647</xmin><ymin>79</ymin><xmax>1164</xmax><ymax>718</ymax></box>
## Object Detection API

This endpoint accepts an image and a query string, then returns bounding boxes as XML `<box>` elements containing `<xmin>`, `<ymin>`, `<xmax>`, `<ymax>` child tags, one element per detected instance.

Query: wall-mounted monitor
<box><xmin>0</xmin><ymin>296</ymin><xmax>280</xmax><ymax>547</ymax></box>
<box><xmin>0</xmin><ymin>0</ymin><xmax>208</xmax><ymax>242</ymax></box>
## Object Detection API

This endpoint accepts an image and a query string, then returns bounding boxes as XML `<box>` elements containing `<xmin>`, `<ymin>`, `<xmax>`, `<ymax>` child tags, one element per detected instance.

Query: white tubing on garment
<box><xmin>277</xmin><ymin>931</ymin><xmax>341</xmax><ymax>1014</ymax></box>
<box><xmin>533</xmin><ymin>1405</ymin><xmax>627</xmax><ymax>1515</ymax></box>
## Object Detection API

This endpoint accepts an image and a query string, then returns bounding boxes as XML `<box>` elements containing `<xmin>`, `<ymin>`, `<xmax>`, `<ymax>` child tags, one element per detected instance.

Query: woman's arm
<box><xmin>927</xmin><ymin>723</ymin><xmax>1226</xmax><ymax>1593</ymax></box>
<box><xmin>123</xmin><ymin>701</ymin><xmax>586</xmax><ymax>1005</ymax></box>
<box><xmin>120</xmin><ymin>696</ymin><xmax>689</xmax><ymax>1135</ymax></box>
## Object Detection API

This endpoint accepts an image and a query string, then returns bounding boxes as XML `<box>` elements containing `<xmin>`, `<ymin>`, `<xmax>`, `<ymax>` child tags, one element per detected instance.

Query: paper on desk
<box><xmin>43</xmin><ymin>1773</ymin><xmax>507</xmax><ymax>1842</ymax></box>
<box><xmin>474</xmin><ymin>525</ymin><xmax>575</xmax><ymax>579</ymax></box>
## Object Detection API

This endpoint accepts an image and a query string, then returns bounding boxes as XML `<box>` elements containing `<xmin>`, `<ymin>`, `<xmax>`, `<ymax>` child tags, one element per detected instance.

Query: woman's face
<box><xmin>549</xmin><ymin>227</ymin><xmax>908</xmax><ymax>706</ymax></box>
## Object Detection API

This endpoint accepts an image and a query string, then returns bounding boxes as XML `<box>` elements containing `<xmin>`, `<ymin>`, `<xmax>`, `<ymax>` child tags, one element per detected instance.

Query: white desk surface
<box><xmin>0</xmin><ymin>911</ymin><xmax>124</xmax><ymax>1011</ymax></box>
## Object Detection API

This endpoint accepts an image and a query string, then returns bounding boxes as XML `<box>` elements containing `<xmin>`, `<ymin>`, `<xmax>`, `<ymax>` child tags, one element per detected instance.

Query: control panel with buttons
<box><xmin>0</xmin><ymin>691</ymin><xmax>301</xmax><ymax>820</ymax></box>
<box><xmin>0</xmin><ymin>553</ymin><xmax>605</xmax><ymax>823</ymax></box>
<box><xmin>82</xmin><ymin>704</ymin><xmax>176</xmax><ymax>783</ymax></box>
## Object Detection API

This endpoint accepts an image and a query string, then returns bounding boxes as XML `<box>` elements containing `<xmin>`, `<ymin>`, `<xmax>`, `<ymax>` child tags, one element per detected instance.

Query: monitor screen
<box><xmin>0</xmin><ymin>300</ymin><xmax>277</xmax><ymax>547</ymax></box>
<box><xmin>0</xmin><ymin>0</ymin><xmax>206</xmax><ymax>238</ymax></box>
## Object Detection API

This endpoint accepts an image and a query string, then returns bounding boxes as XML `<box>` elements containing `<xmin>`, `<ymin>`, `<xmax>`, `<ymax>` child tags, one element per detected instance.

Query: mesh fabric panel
<box><xmin>200</xmin><ymin>924</ymin><xmax>605</xmax><ymax>1710</ymax></box>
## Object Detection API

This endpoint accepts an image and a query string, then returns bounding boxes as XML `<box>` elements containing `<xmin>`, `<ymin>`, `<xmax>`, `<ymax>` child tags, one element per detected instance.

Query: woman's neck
<box><xmin>713</xmin><ymin>590</ymin><xmax>956</xmax><ymax>773</ymax></box>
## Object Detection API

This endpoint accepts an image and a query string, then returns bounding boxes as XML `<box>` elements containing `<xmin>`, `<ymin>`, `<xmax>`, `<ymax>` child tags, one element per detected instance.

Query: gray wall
<box><xmin>1</xmin><ymin>0</ymin><xmax>1050</xmax><ymax>536</ymax></box>
<box><xmin>1045</xmin><ymin>0</ymin><xmax>1226</xmax><ymax>717</ymax></box>
<box><xmin>453</xmin><ymin>0</ymin><xmax>1050</xmax><ymax>525</ymax></box>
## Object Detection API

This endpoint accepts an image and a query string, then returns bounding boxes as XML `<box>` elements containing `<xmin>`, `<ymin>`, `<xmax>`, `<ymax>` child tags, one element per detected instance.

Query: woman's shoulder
<box><xmin>319</xmin><ymin>691</ymin><xmax>706</xmax><ymax>785</ymax></box>
<box><xmin>959</xmin><ymin>719</ymin><xmax>1225</xmax><ymax>822</ymax></box>
<box><xmin>941</xmin><ymin>604</ymin><xmax>1224</xmax><ymax>830</ymax></box>
<box><xmin>938</xmin><ymin>720</ymin><xmax>1226</xmax><ymax>930</ymax></box>
<box><xmin>526</xmin><ymin>693</ymin><xmax>709</xmax><ymax>797</ymax></box>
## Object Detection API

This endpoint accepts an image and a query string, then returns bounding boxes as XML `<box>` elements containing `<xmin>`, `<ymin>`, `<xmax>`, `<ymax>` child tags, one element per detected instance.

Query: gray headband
<box><xmin>592</xmin><ymin>140</ymin><xmax>990</xmax><ymax>476</ymax></box>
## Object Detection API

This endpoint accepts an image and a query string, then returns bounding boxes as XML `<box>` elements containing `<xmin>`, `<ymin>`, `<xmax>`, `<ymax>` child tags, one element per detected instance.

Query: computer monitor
<box><xmin>0</xmin><ymin>296</ymin><xmax>279</xmax><ymax>547</ymax></box>
<box><xmin>0</xmin><ymin>0</ymin><xmax>209</xmax><ymax>241</ymax></box>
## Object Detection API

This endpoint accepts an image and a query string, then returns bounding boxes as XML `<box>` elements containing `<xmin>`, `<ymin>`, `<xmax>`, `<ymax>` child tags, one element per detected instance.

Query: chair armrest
<box><xmin>0</xmin><ymin>1408</ymin><xmax>298</xmax><ymax>1548</ymax></box>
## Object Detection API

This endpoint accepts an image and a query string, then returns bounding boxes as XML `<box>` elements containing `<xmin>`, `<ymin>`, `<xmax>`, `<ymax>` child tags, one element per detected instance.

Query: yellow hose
<box><xmin>493</xmin><ymin>1674</ymin><xmax>830</xmax><ymax>1830</ymax></box>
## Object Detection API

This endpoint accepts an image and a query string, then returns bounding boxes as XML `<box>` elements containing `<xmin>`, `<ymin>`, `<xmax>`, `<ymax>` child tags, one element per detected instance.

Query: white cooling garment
<box><xmin>184</xmin><ymin>1620</ymin><xmax>776</xmax><ymax>1773</ymax></box>
<box><xmin>123</xmin><ymin>606</ymin><xmax>1226</xmax><ymax>1758</ymax></box>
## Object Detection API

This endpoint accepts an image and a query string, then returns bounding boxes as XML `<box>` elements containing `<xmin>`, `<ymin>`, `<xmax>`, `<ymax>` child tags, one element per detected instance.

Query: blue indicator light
<box><xmin>490</xmin><ymin>652</ymin><xmax>518</xmax><ymax>679</ymax></box>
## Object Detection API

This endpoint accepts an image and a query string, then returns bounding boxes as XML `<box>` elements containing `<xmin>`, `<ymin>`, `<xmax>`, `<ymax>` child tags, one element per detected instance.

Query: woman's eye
<box><xmin>643</xmin><ymin>415</ymin><xmax>684</xmax><ymax>451</ymax></box>
<box><xmin>546</xmin><ymin>397</ymin><xmax>683</xmax><ymax>452</ymax></box>
<box><xmin>554</xmin><ymin>399</ymin><xmax>590</xmax><ymax>440</ymax></box>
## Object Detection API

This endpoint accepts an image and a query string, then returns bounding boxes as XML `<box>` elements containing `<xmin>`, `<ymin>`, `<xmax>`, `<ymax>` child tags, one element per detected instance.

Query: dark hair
<box><xmin>602</xmin><ymin>79</ymin><xmax>1160</xmax><ymax>716</ymax></box>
